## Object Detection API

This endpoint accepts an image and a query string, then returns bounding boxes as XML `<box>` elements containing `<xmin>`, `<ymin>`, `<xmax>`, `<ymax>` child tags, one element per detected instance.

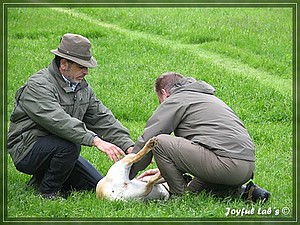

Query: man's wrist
<box><xmin>125</xmin><ymin>146</ymin><xmax>134</xmax><ymax>154</ymax></box>
<box><xmin>93</xmin><ymin>135</ymin><xmax>101</xmax><ymax>146</ymax></box>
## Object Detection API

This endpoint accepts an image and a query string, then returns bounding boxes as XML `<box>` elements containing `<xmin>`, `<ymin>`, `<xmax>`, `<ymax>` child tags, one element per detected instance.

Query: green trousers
<box><xmin>153</xmin><ymin>134</ymin><xmax>255</xmax><ymax>196</ymax></box>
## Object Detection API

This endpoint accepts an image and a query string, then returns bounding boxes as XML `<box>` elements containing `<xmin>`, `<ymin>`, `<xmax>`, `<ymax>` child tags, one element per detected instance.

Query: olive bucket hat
<box><xmin>51</xmin><ymin>33</ymin><xmax>97</xmax><ymax>68</ymax></box>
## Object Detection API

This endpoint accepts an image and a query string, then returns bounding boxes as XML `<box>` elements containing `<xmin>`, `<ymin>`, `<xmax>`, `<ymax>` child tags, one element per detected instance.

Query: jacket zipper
<box><xmin>71</xmin><ymin>92</ymin><xmax>77</xmax><ymax>116</ymax></box>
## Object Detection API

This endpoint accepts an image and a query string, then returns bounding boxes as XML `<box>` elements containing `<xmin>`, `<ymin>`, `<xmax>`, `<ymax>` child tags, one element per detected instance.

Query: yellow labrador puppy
<box><xmin>96</xmin><ymin>137</ymin><xmax>169</xmax><ymax>201</ymax></box>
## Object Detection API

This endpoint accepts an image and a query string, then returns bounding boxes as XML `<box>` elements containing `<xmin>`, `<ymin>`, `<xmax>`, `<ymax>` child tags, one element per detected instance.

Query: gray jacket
<box><xmin>131</xmin><ymin>77</ymin><xmax>255</xmax><ymax>176</ymax></box>
<box><xmin>8</xmin><ymin>60</ymin><xmax>134</xmax><ymax>165</ymax></box>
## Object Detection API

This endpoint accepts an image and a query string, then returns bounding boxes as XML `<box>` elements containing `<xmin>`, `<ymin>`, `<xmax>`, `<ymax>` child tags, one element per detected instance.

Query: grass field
<box><xmin>4</xmin><ymin>5</ymin><xmax>294</xmax><ymax>224</ymax></box>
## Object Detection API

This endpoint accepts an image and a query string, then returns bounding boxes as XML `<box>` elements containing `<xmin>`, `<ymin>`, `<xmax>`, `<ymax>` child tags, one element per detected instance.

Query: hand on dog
<box><xmin>126</xmin><ymin>146</ymin><xmax>134</xmax><ymax>154</ymax></box>
<box><xmin>93</xmin><ymin>136</ymin><xmax>125</xmax><ymax>162</ymax></box>
<box><xmin>136</xmin><ymin>168</ymin><xmax>160</xmax><ymax>180</ymax></box>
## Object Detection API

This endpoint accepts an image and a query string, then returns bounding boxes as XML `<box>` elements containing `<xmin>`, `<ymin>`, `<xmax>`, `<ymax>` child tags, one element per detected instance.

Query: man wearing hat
<box><xmin>7</xmin><ymin>33</ymin><xmax>134</xmax><ymax>199</ymax></box>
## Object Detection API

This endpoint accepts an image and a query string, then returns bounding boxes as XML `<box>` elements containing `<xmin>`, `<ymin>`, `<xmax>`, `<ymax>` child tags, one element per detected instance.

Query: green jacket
<box><xmin>131</xmin><ymin>77</ymin><xmax>255</xmax><ymax>176</ymax></box>
<box><xmin>7</xmin><ymin>60</ymin><xmax>134</xmax><ymax>165</ymax></box>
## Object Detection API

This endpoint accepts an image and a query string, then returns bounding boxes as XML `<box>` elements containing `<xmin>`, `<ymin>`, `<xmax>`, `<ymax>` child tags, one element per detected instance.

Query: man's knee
<box><xmin>56</xmin><ymin>137</ymin><xmax>80</xmax><ymax>158</ymax></box>
<box><xmin>155</xmin><ymin>133</ymin><xmax>169</xmax><ymax>146</ymax></box>
<box><xmin>155</xmin><ymin>134</ymin><xmax>172</xmax><ymax>145</ymax></box>
<box><xmin>153</xmin><ymin>134</ymin><xmax>175</xmax><ymax>155</ymax></box>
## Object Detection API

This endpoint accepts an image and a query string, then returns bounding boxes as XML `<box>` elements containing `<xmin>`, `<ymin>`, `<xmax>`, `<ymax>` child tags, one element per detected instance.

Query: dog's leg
<box><xmin>143</xmin><ymin>172</ymin><xmax>170</xmax><ymax>200</ymax></box>
<box><xmin>143</xmin><ymin>172</ymin><xmax>163</xmax><ymax>196</ymax></box>
<box><xmin>146</xmin><ymin>172</ymin><xmax>162</xmax><ymax>186</ymax></box>
<box><xmin>128</xmin><ymin>137</ymin><xmax>157</xmax><ymax>164</ymax></box>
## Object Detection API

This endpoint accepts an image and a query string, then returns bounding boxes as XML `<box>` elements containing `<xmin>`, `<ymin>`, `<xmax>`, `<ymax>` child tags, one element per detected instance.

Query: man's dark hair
<box><xmin>155</xmin><ymin>72</ymin><xmax>184</xmax><ymax>93</ymax></box>
<box><xmin>54</xmin><ymin>55</ymin><xmax>74</xmax><ymax>67</ymax></box>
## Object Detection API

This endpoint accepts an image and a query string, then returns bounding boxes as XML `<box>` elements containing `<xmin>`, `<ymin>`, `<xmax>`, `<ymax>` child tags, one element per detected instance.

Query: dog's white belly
<box><xmin>119</xmin><ymin>179</ymin><xmax>149</xmax><ymax>199</ymax></box>
<box><xmin>104</xmin><ymin>179</ymin><xmax>148</xmax><ymax>200</ymax></box>
<box><xmin>96</xmin><ymin>138</ymin><xmax>170</xmax><ymax>201</ymax></box>
<box><xmin>110</xmin><ymin>179</ymin><xmax>169</xmax><ymax>201</ymax></box>
<box><xmin>144</xmin><ymin>183</ymin><xmax>170</xmax><ymax>200</ymax></box>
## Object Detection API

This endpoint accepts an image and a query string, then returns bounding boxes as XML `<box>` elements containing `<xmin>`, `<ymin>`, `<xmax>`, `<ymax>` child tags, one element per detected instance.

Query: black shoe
<box><xmin>241</xmin><ymin>181</ymin><xmax>270</xmax><ymax>204</ymax></box>
<box><xmin>183</xmin><ymin>174</ymin><xmax>193</xmax><ymax>185</ymax></box>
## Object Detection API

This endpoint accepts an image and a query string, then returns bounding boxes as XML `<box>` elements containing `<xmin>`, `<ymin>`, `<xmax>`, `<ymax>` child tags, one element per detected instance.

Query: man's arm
<box><xmin>129</xmin><ymin>97</ymin><xmax>186</xmax><ymax>179</ymax></box>
<box><xmin>83</xmin><ymin>88</ymin><xmax>134</xmax><ymax>152</ymax></box>
<box><xmin>21</xmin><ymin>80</ymin><xmax>96</xmax><ymax>146</ymax></box>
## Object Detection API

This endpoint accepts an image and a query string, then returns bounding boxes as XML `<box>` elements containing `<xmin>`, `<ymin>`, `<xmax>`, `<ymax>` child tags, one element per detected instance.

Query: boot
<box><xmin>241</xmin><ymin>181</ymin><xmax>270</xmax><ymax>204</ymax></box>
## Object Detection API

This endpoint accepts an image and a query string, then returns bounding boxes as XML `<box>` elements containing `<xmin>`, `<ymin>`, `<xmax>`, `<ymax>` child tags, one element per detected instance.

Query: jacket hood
<box><xmin>170</xmin><ymin>77</ymin><xmax>215</xmax><ymax>95</ymax></box>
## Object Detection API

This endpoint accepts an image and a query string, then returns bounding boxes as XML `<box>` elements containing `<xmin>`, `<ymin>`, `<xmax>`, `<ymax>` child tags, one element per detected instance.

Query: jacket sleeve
<box><xmin>129</xmin><ymin>98</ymin><xmax>186</xmax><ymax>178</ymax></box>
<box><xmin>135</xmin><ymin>99</ymin><xmax>186</xmax><ymax>151</ymax></box>
<box><xmin>20</xmin><ymin>80</ymin><xmax>96</xmax><ymax>146</ymax></box>
<box><xmin>83</xmin><ymin>89</ymin><xmax>134</xmax><ymax>152</ymax></box>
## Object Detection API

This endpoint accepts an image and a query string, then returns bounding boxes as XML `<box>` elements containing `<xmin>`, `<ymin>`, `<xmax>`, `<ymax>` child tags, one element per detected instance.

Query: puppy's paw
<box><xmin>148</xmin><ymin>137</ymin><xmax>158</xmax><ymax>148</ymax></box>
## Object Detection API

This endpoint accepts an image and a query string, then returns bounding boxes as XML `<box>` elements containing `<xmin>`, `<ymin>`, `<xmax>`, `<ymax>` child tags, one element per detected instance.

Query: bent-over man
<box><xmin>130</xmin><ymin>72</ymin><xmax>270</xmax><ymax>203</ymax></box>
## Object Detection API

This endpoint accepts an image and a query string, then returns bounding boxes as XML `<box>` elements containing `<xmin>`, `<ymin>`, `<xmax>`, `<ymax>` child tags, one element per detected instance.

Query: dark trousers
<box><xmin>16</xmin><ymin>135</ymin><xmax>103</xmax><ymax>194</ymax></box>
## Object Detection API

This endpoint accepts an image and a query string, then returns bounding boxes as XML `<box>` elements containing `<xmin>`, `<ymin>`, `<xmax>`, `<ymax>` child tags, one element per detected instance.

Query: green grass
<box><xmin>5</xmin><ymin>6</ymin><xmax>294</xmax><ymax>222</ymax></box>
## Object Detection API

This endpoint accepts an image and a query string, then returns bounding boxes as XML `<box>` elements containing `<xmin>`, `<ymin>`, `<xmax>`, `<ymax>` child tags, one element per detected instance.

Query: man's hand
<box><xmin>126</xmin><ymin>146</ymin><xmax>134</xmax><ymax>154</ymax></box>
<box><xmin>136</xmin><ymin>168</ymin><xmax>160</xmax><ymax>180</ymax></box>
<box><xmin>93</xmin><ymin>136</ymin><xmax>125</xmax><ymax>162</ymax></box>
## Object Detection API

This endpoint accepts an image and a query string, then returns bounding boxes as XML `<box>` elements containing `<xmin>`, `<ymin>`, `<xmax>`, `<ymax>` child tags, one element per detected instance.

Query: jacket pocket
<box><xmin>60</xmin><ymin>102</ymin><xmax>74</xmax><ymax>115</ymax></box>
<box><xmin>76</xmin><ymin>101</ymin><xmax>89</xmax><ymax>120</ymax></box>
